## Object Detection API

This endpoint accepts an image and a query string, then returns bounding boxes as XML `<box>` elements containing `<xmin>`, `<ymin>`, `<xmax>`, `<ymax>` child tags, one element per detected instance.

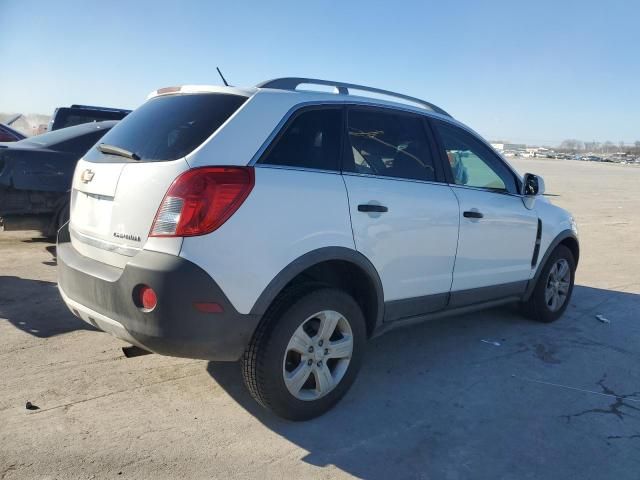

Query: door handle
<box><xmin>358</xmin><ymin>204</ymin><xmax>388</xmax><ymax>213</ymax></box>
<box><xmin>463</xmin><ymin>210</ymin><xmax>484</xmax><ymax>219</ymax></box>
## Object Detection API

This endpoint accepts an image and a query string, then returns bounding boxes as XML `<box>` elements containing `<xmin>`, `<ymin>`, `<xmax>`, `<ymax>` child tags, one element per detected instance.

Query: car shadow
<box><xmin>206</xmin><ymin>284</ymin><xmax>640</xmax><ymax>479</ymax></box>
<box><xmin>0</xmin><ymin>275</ymin><xmax>96</xmax><ymax>337</ymax></box>
<box><xmin>21</xmin><ymin>235</ymin><xmax>55</xmax><ymax>244</ymax></box>
<box><xmin>43</xmin><ymin>245</ymin><xmax>57</xmax><ymax>266</ymax></box>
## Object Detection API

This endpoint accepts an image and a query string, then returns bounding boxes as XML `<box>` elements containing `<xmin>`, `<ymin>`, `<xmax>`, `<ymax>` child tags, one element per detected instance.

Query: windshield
<box><xmin>52</xmin><ymin>108</ymin><xmax>129</xmax><ymax>130</ymax></box>
<box><xmin>86</xmin><ymin>93</ymin><xmax>247</xmax><ymax>162</ymax></box>
<box><xmin>23</xmin><ymin>123</ymin><xmax>110</xmax><ymax>148</ymax></box>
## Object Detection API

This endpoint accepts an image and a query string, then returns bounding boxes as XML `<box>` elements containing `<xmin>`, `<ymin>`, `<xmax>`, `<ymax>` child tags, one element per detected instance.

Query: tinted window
<box><xmin>435</xmin><ymin>122</ymin><xmax>517</xmax><ymax>193</ymax></box>
<box><xmin>259</xmin><ymin>108</ymin><xmax>341</xmax><ymax>171</ymax></box>
<box><xmin>0</xmin><ymin>125</ymin><xmax>24</xmax><ymax>141</ymax></box>
<box><xmin>0</xmin><ymin>131</ymin><xmax>15</xmax><ymax>142</ymax></box>
<box><xmin>346</xmin><ymin>108</ymin><xmax>436</xmax><ymax>182</ymax></box>
<box><xmin>90</xmin><ymin>94</ymin><xmax>247</xmax><ymax>162</ymax></box>
<box><xmin>24</xmin><ymin>123</ymin><xmax>111</xmax><ymax>148</ymax></box>
<box><xmin>51</xmin><ymin>108</ymin><xmax>129</xmax><ymax>130</ymax></box>
<box><xmin>57</xmin><ymin>129</ymin><xmax>111</xmax><ymax>154</ymax></box>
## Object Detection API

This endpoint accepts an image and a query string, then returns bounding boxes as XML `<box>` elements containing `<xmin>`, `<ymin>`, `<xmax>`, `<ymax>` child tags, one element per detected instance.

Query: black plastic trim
<box><xmin>249</xmin><ymin>246</ymin><xmax>385</xmax><ymax>329</ymax></box>
<box><xmin>384</xmin><ymin>293</ymin><xmax>449</xmax><ymax>323</ymax></box>
<box><xmin>531</xmin><ymin>218</ymin><xmax>543</xmax><ymax>267</ymax></box>
<box><xmin>463</xmin><ymin>211</ymin><xmax>484</xmax><ymax>219</ymax></box>
<box><xmin>449</xmin><ymin>281</ymin><xmax>528</xmax><ymax>308</ymax></box>
<box><xmin>523</xmin><ymin>229</ymin><xmax>579</xmax><ymax>301</ymax></box>
<box><xmin>256</xmin><ymin>77</ymin><xmax>452</xmax><ymax>117</ymax></box>
<box><xmin>374</xmin><ymin>297</ymin><xmax>520</xmax><ymax>338</ymax></box>
<box><xmin>358</xmin><ymin>204</ymin><xmax>388</xmax><ymax>213</ymax></box>
<box><xmin>57</xmin><ymin>224</ymin><xmax>261</xmax><ymax>361</ymax></box>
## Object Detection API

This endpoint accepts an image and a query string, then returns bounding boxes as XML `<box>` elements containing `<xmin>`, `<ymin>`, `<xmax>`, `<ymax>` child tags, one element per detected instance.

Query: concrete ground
<box><xmin>1</xmin><ymin>158</ymin><xmax>639</xmax><ymax>479</ymax></box>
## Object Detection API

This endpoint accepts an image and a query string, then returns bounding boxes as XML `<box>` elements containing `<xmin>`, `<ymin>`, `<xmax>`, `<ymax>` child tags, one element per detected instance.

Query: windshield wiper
<box><xmin>97</xmin><ymin>143</ymin><xmax>140</xmax><ymax>161</ymax></box>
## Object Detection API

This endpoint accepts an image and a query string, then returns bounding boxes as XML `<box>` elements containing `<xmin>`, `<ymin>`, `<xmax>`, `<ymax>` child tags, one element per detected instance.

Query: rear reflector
<box><xmin>150</xmin><ymin>167</ymin><xmax>254</xmax><ymax>237</ymax></box>
<box><xmin>136</xmin><ymin>285</ymin><xmax>157</xmax><ymax>311</ymax></box>
<box><xmin>193</xmin><ymin>302</ymin><xmax>223</xmax><ymax>313</ymax></box>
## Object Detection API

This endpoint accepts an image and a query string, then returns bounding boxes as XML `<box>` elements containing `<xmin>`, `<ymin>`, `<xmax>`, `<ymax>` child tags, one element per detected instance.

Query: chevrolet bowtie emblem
<box><xmin>81</xmin><ymin>169</ymin><xmax>95</xmax><ymax>183</ymax></box>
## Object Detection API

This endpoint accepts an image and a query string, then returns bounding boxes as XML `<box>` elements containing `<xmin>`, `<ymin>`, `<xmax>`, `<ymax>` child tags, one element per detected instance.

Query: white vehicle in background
<box><xmin>57</xmin><ymin>78</ymin><xmax>579</xmax><ymax>420</ymax></box>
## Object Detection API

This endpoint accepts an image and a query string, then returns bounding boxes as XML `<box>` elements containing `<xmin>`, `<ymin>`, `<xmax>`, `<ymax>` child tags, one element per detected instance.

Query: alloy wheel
<box><xmin>282</xmin><ymin>310</ymin><xmax>353</xmax><ymax>401</ymax></box>
<box><xmin>544</xmin><ymin>258</ymin><xmax>571</xmax><ymax>312</ymax></box>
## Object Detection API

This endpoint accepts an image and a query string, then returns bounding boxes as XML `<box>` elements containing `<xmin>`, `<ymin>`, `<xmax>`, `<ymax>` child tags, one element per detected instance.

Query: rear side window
<box><xmin>345</xmin><ymin>108</ymin><xmax>437</xmax><ymax>182</ymax></box>
<box><xmin>258</xmin><ymin>108</ymin><xmax>341</xmax><ymax>171</ymax></box>
<box><xmin>89</xmin><ymin>94</ymin><xmax>247</xmax><ymax>162</ymax></box>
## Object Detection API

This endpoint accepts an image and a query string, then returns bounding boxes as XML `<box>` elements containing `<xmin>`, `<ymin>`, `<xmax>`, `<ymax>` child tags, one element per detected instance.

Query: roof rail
<box><xmin>256</xmin><ymin>77</ymin><xmax>451</xmax><ymax>117</ymax></box>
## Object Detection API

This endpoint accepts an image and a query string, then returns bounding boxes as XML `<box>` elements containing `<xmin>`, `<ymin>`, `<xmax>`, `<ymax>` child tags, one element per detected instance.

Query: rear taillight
<box><xmin>150</xmin><ymin>167</ymin><xmax>254</xmax><ymax>237</ymax></box>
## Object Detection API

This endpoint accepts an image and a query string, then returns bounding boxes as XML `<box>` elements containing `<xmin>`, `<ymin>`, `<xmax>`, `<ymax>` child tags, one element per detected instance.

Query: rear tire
<box><xmin>522</xmin><ymin>245</ymin><xmax>576</xmax><ymax>323</ymax></box>
<box><xmin>47</xmin><ymin>199</ymin><xmax>70</xmax><ymax>238</ymax></box>
<box><xmin>241</xmin><ymin>286</ymin><xmax>366</xmax><ymax>421</ymax></box>
<box><xmin>56</xmin><ymin>200</ymin><xmax>70</xmax><ymax>231</ymax></box>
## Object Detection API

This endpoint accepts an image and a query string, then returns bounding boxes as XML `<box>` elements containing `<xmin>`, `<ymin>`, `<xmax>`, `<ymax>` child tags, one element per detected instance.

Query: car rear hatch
<box><xmin>68</xmin><ymin>91</ymin><xmax>249</xmax><ymax>268</ymax></box>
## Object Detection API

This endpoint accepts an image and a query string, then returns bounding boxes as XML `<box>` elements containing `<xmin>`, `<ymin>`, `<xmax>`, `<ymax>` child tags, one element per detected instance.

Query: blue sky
<box><xmin>1</xmin><ymin>0</ymin><xmax>638</xmax><ymax>145</ymax></box>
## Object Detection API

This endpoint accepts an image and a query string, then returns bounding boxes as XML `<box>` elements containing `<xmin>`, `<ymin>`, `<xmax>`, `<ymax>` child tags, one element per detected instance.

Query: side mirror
<box><xmin>523</xmin><ymin>173</ymin><xmax>545</xmax><ymax>196</ymax></box>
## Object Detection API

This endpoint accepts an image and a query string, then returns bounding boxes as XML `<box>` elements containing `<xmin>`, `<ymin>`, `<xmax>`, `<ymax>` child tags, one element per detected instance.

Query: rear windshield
<box><xmin>86</xmin><ymin>93</ymin><xmax>247</xmax><ymax>162</ymax></box>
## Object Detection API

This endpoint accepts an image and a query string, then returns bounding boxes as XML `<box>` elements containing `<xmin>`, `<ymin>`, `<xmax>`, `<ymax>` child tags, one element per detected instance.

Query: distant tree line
<box><xmin>557</xmin><ymin>139</ymin><xmax>640</xmax><ymax>154</ymax></box>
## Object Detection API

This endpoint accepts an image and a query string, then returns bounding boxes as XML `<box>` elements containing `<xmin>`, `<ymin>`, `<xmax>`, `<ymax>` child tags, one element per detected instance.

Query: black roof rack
<box><xmin>256</xmin><ymin>77</ymin><xmax>451</xmax><ymax>117</ymax></box>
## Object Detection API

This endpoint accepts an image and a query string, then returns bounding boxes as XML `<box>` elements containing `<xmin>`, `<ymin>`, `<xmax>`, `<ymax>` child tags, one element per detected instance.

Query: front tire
<box><xmin>241</xmin><ymin>287</ymin><xmax>366</xmax><ymax>421</ymax></box>
<box><xmin>522</xmin><ymin>245</ymin><xmax>576</xmax><ymax>323</ymax></box>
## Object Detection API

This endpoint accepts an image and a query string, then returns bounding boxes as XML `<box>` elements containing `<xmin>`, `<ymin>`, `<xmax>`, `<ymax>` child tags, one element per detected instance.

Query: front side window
<box><xmin>345</xmin><ymin>108</ymin><xmax>437</xmax><ymax>182</ymax></box>
<box><xmin>434</xmin><ymin>121</ymin><xmax>517</xmax><ymax>193</ymax></box>
<box><xmin>259</xmin><ymin>108</ymin><xmax>341</xmax><ymax>171</ymax></box>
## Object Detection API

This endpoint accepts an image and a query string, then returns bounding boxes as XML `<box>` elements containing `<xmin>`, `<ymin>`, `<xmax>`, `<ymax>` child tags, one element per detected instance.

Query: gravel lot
<box><xmin>1</xmin><ymin>158</ymin><xmax>639</xmax><ymax>479</ymax></box>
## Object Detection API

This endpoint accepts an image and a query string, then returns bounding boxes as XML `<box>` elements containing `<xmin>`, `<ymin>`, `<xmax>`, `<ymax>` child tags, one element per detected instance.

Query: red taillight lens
<box><xmin>139</xmin><ymin>285</ymin><xmax>157</xmax><ymax>310</ymax></box>
<box><xmin>193</xmin><ymin>302</ymin><xmax>223</xmax><ymax>313</ymax></box>
<box><xmin>150</xmin><ymin>167</ymin><xmax>254</xmax><ymax>237</ymax></box>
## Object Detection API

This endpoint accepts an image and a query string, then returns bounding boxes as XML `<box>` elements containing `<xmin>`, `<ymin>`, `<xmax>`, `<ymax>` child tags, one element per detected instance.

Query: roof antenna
<box><xmin>216</xmin><ymin>67</ymin><xmax>230</xmax><ymax>87</ymax></box>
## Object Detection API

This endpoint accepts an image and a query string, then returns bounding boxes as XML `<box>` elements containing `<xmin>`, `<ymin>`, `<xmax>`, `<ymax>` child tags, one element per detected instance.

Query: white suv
<box><xmin>57</xmin><ymin>78</ymin><xmax>579</xmax><ymax>420</ymax></box>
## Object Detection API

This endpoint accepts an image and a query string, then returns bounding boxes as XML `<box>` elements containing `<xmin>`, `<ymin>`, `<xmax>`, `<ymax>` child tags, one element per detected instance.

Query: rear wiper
<box><xmin>97</xmin><ymin>143</ymin><xmax>140</xmax><ymax>161</ymax></box>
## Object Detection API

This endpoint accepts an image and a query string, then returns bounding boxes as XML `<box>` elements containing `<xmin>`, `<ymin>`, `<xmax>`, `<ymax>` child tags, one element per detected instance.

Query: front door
<box><xmin>432</xmin><ymin>120</ymin><xmax>538</xmax><ymax>307</ymax></box>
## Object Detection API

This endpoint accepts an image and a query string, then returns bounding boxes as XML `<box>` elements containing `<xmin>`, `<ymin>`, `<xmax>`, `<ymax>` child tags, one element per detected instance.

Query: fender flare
<box><xmin>523</xmin><ymin>229</ymin><xmax>579</xmax><ymax>300</ymax></box>
<box><xmin>249</xmin><ymin>246</ymin><xmax>385</xmax><ymax>327</ymax></box>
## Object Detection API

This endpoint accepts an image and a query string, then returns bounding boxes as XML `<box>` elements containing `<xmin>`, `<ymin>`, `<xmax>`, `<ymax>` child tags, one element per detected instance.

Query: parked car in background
<box><xmin>49</xmin><ymin>104</ymin><xmax>130</xmax><ymax>131</ymax></box>
<box><xmin>0</xmin><ymin>123</ymin><xmax>26</xmax><ymax>142</ymax></box>
<box><xmin>0</xmin><ymin>121</ymin><xmax>117</xmax><ymax>235</ymax></box>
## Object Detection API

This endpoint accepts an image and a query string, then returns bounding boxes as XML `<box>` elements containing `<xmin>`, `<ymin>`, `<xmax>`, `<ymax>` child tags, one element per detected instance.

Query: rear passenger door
<box><xmin>431</xmin><ymin>120</ymin><xmax>538</xmax><ymax>305</ymax></box>
<box><xmin>250</xmin><ymin>106</ymin><xmax>357</xmax><ymax>291</ymax></box>
<box><xmin>342</xmin><ymin>106</ymin><xmax>460</xmax><ymax>320</ymax></box>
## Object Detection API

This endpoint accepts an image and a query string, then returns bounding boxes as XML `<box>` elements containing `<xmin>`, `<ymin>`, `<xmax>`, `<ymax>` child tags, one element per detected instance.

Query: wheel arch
<box><xmin>523</xmin><ymin>229</ymin><xmax>579</xmax><ymax>301</ymax></box>
<box><xmin>249</xmin><ymin>247</ymin><xmax>384</xmax><ymax>337</ymax></box>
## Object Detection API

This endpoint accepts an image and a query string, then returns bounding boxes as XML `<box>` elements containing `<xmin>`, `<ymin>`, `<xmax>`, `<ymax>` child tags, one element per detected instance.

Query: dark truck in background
<box><xmin>49</xmin><ymin>104</ymin><xmax>131</xmax><ymax>131</ymax></box>
<box><xmin>0</xmin><ymin>121</ymin><xmax>117</xmax><ymax>236</ymax></box>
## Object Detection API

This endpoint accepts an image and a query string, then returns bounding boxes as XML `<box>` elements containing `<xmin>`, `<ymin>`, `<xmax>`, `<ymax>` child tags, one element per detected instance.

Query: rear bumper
<box><xmin>56</xmin><ymin>224</ymin><xmax>261</xmax><ymax>361</ymax></box>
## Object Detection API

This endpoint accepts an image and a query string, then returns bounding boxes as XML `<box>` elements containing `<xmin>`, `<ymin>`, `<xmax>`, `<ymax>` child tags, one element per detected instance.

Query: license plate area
<box><xmin>72</xmin><ymin>191</ymin><xmax>114</xmax><ymax>236</ymax></box>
